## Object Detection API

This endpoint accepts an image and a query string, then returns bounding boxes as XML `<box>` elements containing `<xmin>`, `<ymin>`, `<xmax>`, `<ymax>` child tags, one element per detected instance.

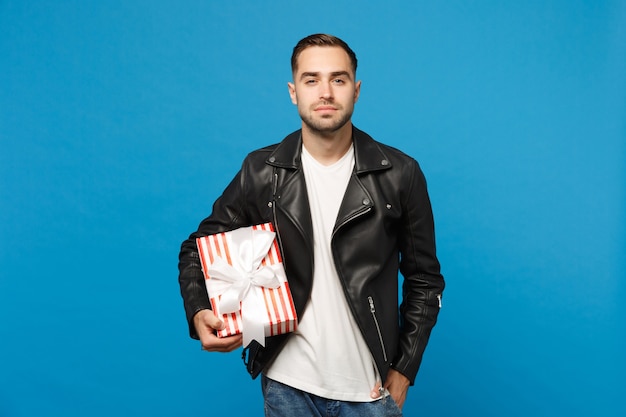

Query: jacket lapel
<box><xmin>335</xmin><ymin>127</ymin><xmax>392</xmax><ymax>232</ymax></box>
<box><xmin>266</xmin><ymin>131</ymin><xmax>313</xmax><ymax>244</ymax></box>
<box><xmin>266</xmin><ymin>127</ymin><xmax>392</xmax><ymax>239</ymax></box>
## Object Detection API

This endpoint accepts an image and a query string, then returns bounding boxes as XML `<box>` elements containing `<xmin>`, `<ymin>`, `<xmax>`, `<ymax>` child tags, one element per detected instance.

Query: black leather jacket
<box><xmin>178</xmin><ymin>127</ymin><xmax>444</xmax><ymax>384</ymax></box>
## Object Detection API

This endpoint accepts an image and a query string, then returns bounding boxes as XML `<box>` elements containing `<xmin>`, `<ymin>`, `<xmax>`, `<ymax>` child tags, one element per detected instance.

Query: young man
<box><xmin>178</xmin><ymin>34</ymin><xmax>444</xmax><ymax>416</ymax></box>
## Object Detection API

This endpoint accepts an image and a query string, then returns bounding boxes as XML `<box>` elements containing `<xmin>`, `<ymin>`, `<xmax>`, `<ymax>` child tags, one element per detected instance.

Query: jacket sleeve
<box><xmin>392</xmin><ymin>160</ymin><xmax>445</xmax><ymax>383</ymax></box>
<box><xmin>177</xmin><ymin>163</ymin><xmax>251</xmax><ymax>339</ymax></box>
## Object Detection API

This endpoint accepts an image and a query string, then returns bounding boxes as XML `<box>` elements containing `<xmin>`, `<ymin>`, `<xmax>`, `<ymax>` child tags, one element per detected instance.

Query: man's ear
<box><xmin>354</xmin><ymin>80</ymin><xmax>362</xmax><ymax>104</ymax></box>
<box><xmin>288</xmin><ymin>82</ymin><xmax>297</xmax><ymax>105</ymax></box>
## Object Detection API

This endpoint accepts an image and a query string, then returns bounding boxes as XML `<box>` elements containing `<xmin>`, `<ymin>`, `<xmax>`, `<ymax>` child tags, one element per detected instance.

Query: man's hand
<box><xmin>370</xmin><ymin>368</ymin><xmax>410</xmax><ymax>409</ymax></box>
<box><xmin>193</xmin><ymin>309</ymin><xmax>243</xmax><ymax>352</ymax></box>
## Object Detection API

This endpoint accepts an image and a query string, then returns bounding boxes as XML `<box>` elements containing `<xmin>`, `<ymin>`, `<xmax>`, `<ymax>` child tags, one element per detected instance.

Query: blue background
<box><xmin>1</xmin><ymin>1</ymin><xmax>624</xmax><ymax>416</ymax></box>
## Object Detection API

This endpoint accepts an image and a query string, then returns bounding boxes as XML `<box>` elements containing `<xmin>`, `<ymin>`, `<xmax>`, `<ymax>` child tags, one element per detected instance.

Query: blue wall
<box><xmin>1</xmin><ymin>1</ymin><xmax>624</xmax><ymax>416</ymax></box>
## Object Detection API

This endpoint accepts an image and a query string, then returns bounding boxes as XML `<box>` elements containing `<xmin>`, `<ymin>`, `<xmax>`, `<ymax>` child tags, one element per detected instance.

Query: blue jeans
<box><xmin>262</xmin><ymin>375</ymin><xmax>403</xmax><ymax>417</ymax></box>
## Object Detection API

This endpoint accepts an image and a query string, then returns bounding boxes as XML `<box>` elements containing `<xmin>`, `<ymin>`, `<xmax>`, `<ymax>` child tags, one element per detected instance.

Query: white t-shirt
<box><xmin>265</xmin><ymin>144</ymin><xmax>380</xmax><ymax>401</ymax></box>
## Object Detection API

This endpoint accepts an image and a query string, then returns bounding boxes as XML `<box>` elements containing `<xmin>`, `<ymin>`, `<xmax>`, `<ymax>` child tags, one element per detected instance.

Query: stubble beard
<box><xmin>298</xmin><ymin>104</ymin><xmax>354</xmax><ymax>136</ymax></box>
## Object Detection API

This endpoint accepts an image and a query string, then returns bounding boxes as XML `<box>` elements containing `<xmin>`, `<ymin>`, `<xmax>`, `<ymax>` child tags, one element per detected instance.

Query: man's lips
<box><xmin>314</xmin><ymin>105</ymin><xmax>338</xmax><ymax>111</ymax></box>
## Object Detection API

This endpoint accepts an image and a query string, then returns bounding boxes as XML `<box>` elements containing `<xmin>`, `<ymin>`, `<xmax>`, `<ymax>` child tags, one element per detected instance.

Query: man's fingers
<box><xmin>193</xmin><ymin>309</ymin><xmax>242</xmax><ymax>352</ymax></box>
<box><xmin>383</xmin><ymin>369</ymin><xmax>409</xmax><ymax>409</ymax></box>
<box><xmin>194</xmin><ymin>309</ymin><xmax>225</xmax><ymax>331</ymax></box>
<box><xmin>369</xmin><ymin>382</ymin><xmax>382</xmax><ymax>399</ymax></box>
<box><xmin>200</xmin><ymin>333</ymin><xmax>243</xmax><ymax>352</ymax></box>
<box><xmin>203</xmin><ymin>314</ymin><xmax>225</xmax><ymax>331</ymax></box>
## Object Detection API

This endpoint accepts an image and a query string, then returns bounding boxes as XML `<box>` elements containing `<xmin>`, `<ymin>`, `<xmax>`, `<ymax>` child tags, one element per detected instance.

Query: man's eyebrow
<box><xmin>330</xmin><ymin>71</ymin><xmax>352</xmax><ymax>79</ymax></box>
<box><xmin>299</xmin><ymin>72</ymin><xmax>320</xmax><ymax>80</ymax></box>
<box><xmin>299</xmin><ymin>71</ymin><xmax>353</xmax><ymax>80</ymax></box>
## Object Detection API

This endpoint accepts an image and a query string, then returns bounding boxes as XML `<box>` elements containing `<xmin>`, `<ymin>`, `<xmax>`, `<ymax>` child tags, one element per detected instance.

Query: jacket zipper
<box><xmin>334</xmin><ymin>206</ymin><xmax>371</xmax><ymax>232</ymax></box>
<box><xmin>368</xmin><ymin>296</ymin><xmax>388</xmax><ymax>363</ymax></box>
<box><xmin>270</xmin><ymin>171</ymin><xmax>287</xmax><ymax>270</ymax></box>
<box><xmin>333</xmin><ymin>173</ymin><xmax>373</xmax><ymax>232</ymax></box>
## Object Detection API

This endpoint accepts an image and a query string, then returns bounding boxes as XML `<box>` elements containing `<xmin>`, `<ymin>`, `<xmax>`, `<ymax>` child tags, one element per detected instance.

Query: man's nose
<box><xmin>319</xmin><ymin>82</ymin><xmax>333</xmax><ymax>100</ymax></box>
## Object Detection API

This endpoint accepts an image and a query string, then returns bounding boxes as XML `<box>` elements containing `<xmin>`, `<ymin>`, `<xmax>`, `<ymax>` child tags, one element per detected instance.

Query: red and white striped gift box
<box><xmin>196</xmin><ymin>223</ymin><xmax>297</xmax><ymax>346</ymax></box>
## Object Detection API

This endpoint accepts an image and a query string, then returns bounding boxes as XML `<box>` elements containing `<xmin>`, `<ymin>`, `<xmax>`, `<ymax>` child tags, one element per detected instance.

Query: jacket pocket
<box><xmin>368</xmin><ymin>296</ymin><xmax>388</xmax><ymax>363</ymax></box>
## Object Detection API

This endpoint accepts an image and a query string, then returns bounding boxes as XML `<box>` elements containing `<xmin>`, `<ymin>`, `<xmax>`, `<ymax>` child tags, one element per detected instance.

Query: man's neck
<box><xmin>301</xmin><ymin>122</ymin><xmax>353</xmax><ymax>166</ymax></box>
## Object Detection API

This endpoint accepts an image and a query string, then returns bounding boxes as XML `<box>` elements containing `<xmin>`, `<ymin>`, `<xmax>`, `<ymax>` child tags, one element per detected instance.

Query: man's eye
<box><xmin>305</xmin><ymin>79</ymin><xmax>317</xmax><ymax>84</ymax></box>
<box><xmin>332</xmin><ymin>79</ymin><xmax>346</xmax><ymax>84</ymax></box>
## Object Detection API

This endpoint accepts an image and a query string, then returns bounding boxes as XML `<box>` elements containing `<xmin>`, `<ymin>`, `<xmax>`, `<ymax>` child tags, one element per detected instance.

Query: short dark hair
<box><xmin>291</xmin><ymin>34</ymin><xmax>358</xmax><ymax>76</ymax></box>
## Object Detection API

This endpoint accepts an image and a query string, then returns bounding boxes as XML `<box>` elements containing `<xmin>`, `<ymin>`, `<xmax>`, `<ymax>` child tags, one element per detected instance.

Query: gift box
<box><xmin>196</xmin><ymin>223</ymin><xmax>297</xmax><ymax>347</ymax></box>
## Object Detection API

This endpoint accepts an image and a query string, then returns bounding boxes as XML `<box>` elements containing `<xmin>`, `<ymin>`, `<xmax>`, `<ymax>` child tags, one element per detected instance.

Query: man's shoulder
<box><xmin>250</xmin><ymin>129</ymin><xmax>300</xmax><ymax>153</ymax></box>
<box><xmin>241</xmin><ymin>129</ymin><xmax>301</xmax><ymax>165</ymax></box>
<box><xmin>247</xmin><ymin>143</ymin><xmax>278</xmax><ymax>157</ymax></box>
<box><xmin>353</xmin><ymin>126</ymin><xmax>419</xmax><ymax>166</ymax></box>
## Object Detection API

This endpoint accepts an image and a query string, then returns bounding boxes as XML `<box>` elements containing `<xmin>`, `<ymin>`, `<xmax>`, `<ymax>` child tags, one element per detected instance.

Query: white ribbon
<box><xmin>206</xmin><ymin>227</ymin><xmax>282</xmax><ymax>347</ymax></box>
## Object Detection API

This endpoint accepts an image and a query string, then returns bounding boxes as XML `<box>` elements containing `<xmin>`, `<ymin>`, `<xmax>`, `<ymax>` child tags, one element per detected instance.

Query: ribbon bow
<box><xmin>207</xmin><ymin>227</ymin><xmax>281</xmax><ymax>347</ymax></box>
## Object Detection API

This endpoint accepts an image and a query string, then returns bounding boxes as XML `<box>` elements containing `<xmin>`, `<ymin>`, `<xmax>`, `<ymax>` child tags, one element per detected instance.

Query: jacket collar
<box><xmin>266</xmin><ymin>126</ymin><xmax>393</xmax><ymax>173</ymax></box>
